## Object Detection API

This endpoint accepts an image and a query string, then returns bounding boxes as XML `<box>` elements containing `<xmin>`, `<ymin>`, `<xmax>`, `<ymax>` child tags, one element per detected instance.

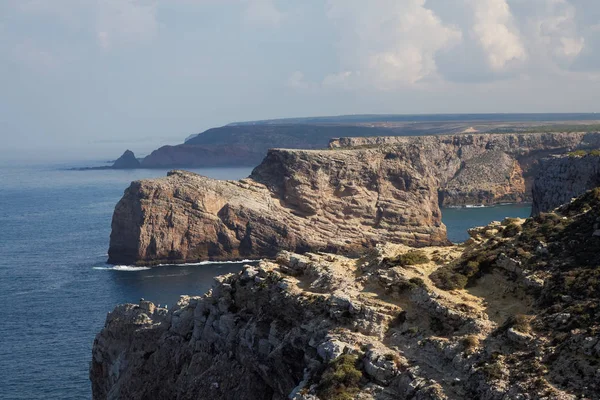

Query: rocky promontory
<box><xmin>531</xmin><ymin>152</ymin><xmax>600</xmax><ymax>214</ymax></box>
<box><xmin>109</xmin><ymin>132</ymin><xmax>600</xmax><ymax>266</ymax></box>
<box><xmin>108</xmin><ymin>146</ymin><xmax>447</xmax><ymax>265</ymax></box>
<box><xmin>92</xmin><ymin>188</ymin><xmax>600</xmax><ymax>398</ymax></box>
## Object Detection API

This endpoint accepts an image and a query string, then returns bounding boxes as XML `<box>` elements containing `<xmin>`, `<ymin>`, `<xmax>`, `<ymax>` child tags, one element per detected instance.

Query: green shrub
<box><xmin>503</xmin><ymin>223</ymin><xmax>522</xmax><ymax>238</ymax></box>
<box><xmin>462</xmin><ymin>335</ymin><xmax>479</xmax><ymax>353</ymax></box>
<box><xmin>568</xmin><ymin>150</ymin><xmax>588</xmax><ymax>157</ymax></box>
<box><xmin>481</xmin><ymin>362</ymin><xmax>504</xmax><ymax>380</ymax></box>
<box><xmin>589</xmin><ymin>149</ymin><xmax>600</xmax><ymax>157</ymax></box>
<box><xmin>408</xmin><ymin>277</ymin><xmax>427</xmax><ymax>289</ymax></box>
<box><xmin>317</xmin><ymin>355</ymin><xmax>363</xmax><ymax>400</ymax></box>
<box><xmin>430</xmin><ymin>267</ymin><xmax>468</xmax><ymax>290</ymax></box>
<box><xmin>384</xmin><ymin>250</ymin><xmax>430</xmax><ymax>267</ymax></box>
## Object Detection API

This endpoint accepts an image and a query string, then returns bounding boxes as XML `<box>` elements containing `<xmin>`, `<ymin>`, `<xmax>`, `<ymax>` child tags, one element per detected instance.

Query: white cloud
<box><xmin>529</xmin><ymin>0</ymin><xmax>584</xmax><ymax>63</ymax></box>
<box><xmin>469</xmin><ymin>0</ymin><xmax>527</xmax><ymax>70</ymax></box>
<box><xmin>324</xmin><ymin>0</ymin><xmax>462</xmax><ymax>88</ymax></box>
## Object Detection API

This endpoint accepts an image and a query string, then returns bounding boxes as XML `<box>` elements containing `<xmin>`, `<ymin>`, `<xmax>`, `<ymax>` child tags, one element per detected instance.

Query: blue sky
<box><xmin>1</xmin><ymin>0</ymin><xmax>600</xmax><ymax>161</ymax></box>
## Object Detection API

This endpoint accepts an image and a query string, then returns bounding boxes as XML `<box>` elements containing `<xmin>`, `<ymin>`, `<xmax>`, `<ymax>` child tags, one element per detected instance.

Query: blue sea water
<box><xmin>442</xmin><ymin>204</ymin><xmax>532</xmax><ymax>243</ymax></box>
<box><xmin>0</xmin><ymin>164</ymin><xmax>531</xmax><ymax>399</ymax></box>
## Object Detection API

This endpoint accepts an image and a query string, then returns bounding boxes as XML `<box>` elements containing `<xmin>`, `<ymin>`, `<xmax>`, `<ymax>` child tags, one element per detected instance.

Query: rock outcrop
<box><xmin>330</xmin><ymin>132</ymin><xmax>600</xmax><ymax>206</ymax></box>
<box><xmin>112</xmin><ymin>150</ymin><xmax>141</xmax><ymax>169</ymax></box>
<box><xmin>74</xmin><ymin>150</ymin><xmax>141</xmax><ymax>171</ymax></box>
<box><xmin>109</xmin><ymin>132</ymin><xmax>600</xmax><ymax>265</ymax></box>
<box><xmin>108</xmin><ymin>147</ymin><xmax>447</xmax><ymax>265</ymax></box>
<box><xmin>531</xmin><ymin>153</ymin><xmax>600</xmax><ymax>214</ymax></box>
<box><xmin>93</xmin><ymin>189</ymin><xmax>600</xmax><ymax>399</ymax></box>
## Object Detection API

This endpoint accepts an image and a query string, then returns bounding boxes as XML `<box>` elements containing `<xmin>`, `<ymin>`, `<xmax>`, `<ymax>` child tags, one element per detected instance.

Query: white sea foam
<box><xmin>93</xmin><ymin>259</ymin><xmax>259</xmax><ymax>271</ymax></box>
<box><xmin>157</xmin><ymin>259</ymin><xmax>259</xmax><ymax>267</ymax></box>
<box><xmin>93</xmin><ymin>265</ymin><xmax>151</xmax><ymax>271</ymax></box>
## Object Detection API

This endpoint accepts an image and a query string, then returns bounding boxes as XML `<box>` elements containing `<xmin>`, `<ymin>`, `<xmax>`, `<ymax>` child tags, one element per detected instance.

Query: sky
<box><xmin>1</xmin><ymin>0</ymin><xmax>600</xmax><ymax>162</ymax></box>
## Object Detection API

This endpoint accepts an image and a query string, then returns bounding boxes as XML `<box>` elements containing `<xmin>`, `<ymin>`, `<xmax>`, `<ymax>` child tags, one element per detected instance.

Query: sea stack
<box><xmin>112</xmin><ymin>150</ymin><xmax>140</xmax><ymax>169</ymax></box>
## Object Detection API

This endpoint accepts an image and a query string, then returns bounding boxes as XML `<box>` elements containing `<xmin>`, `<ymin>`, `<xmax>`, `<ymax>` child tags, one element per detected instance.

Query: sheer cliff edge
<box><xmin>108</xmin><ymin>132</ymin><xmax>600</xmax><ymax>265</ymax></box>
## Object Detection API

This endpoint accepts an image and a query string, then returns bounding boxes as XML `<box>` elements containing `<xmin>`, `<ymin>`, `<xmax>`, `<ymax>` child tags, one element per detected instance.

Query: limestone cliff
<box><xmin>108</xmin><ymin>147</ymin><xmax>447</xmax><ymax>265</ymax></box>
<box><xmin>92</xmin><ymin>188</ymin><xmax>600</xmax><ymax>399</ymax></box>
<box><xmin>108</xmin><ymin>132</ymin><xmax>600</xmax><ymax>266</ymax></box>
<box><xmin>330</xmin><ymin>132</ymin><xmax>600</xmax><ymax>207</ymax></box>
<box><xmin>531</xmin><ymin>153</ymin><xmax>600</xmax><ymax>214</ymax></box>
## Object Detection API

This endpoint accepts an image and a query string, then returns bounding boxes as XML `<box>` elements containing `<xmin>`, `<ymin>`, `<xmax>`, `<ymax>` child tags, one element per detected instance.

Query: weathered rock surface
<box><xmin>108</xmin><ymin>147</ymin><xmax>447</xmax><ymax>265</ymax></box>
<box><xmin>330</xmin><ymin>132</ymin><xmax>600</xmax><ymax>206</ymax></box>
<box><xmin>531</xmin><ymin>153</ymin><xmax>600</xmax><ymax>214</ymax></box>
<box><xmin>93</xmin><ymin>224</ymin><xmax>597</xmax><ymax>399</ymax></box>
<box><xmin>109</xmin><ymin>132</ymin><xmax>600</xmax><ymax>265</ymax></box>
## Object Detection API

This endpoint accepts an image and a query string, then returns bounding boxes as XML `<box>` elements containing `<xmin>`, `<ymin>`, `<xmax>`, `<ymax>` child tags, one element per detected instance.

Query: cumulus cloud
<box><xmin>469</xmin><ymin>0</ymin><xmax>527</xmax><ymax>70</ymax></box>
<box><xmin>510</xmin><ymin>0</ymin><xmax>583</xmax><ymax>70</ymax></box>
<box><xmin>324</xmin><ymin>0</ymin><xmax>462</xmax><ymax>88</ymax></box>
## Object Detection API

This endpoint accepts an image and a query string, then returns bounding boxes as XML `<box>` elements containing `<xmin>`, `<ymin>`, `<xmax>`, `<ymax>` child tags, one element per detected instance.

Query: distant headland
<box><xmin>76</xmin><ymin>113</ymin><xmax>600</xmax><ymax>170</ymax></box>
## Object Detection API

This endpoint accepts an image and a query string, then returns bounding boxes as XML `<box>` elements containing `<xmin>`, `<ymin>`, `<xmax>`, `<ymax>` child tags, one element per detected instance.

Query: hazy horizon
<box><xmin>2</xmin><ymin>0</ymin><xmax>600</xmax><ymax>162</ymax></box>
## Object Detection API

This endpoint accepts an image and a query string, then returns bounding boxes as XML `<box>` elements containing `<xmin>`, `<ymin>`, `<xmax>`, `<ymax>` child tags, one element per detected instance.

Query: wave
<box><xmin>93</xmin><ymin>259</ymin><xmax>259</xmax><ymax>271</ymax></box>
<box><xmin>157</xmin><ymin>259</ymin><xmax>260</xmax><ymax>267</ymax></box>
<box><xmin>93</xmin><ymin>265</ymin><xmax>151</xmax><ymax>271</ymax></box>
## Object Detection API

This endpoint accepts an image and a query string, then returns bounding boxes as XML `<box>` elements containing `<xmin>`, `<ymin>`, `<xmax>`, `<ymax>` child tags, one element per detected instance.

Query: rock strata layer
<box><xmin>531</xmin><ymin>153</ymin><xmax>600</xmax><ymax>214</ymax></box>
<box><xmin>109</xmin><ymin>132</ymin><xmax>600</xmax><ymax>265</ymax></box>
<box><xmin>330</xmin><ymin>132</ymin><xmax>600</xmax><ymax>206</ymax></box>
<box><xmin>108</xmin><ymin>147</ymin><xmax>447</xmax><ymax>265</ymax></box>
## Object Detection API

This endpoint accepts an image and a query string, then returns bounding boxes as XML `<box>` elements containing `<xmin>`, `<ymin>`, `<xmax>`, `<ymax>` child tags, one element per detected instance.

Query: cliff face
<box><xmin>108</xmin><ymin>147</ymin><xmax>447</xmax><ymax>265</ymax></box>
<box><xmin>93</xmin><ymin>188</ymin><xmax>600</xmax><ymax>399</ymax></box>
<box><xmin>330</xmin><ymin>132</ymin><xmax>600</xmax><ymax>206</ymax></box>
<box><xmin>531</xmin><ymin>153</ymin><xmax>600</xmax><ymax>214</ymax></box>
<box><xmin>109</xmin><ymin>132</ymin><xmax>600</xmax><ymax>265</ymax></box>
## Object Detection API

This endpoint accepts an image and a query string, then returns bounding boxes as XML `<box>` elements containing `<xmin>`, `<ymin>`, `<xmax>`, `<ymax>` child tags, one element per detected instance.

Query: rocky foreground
<box><xmin>93</xmin><ymin>188</ymin><xmax>600</xmax><ymax>399</ymax></box>
<box><xmin>109</xmin><ymin>132</ymin><xmax>600</xmax><ymax>265</ymax></box>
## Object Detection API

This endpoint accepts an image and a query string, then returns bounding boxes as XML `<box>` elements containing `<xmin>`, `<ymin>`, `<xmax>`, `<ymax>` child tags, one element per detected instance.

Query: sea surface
<box><xmin>0</xmin><ymin>164</ymin><xmax>531</xmax><ymax>399</ymax></box>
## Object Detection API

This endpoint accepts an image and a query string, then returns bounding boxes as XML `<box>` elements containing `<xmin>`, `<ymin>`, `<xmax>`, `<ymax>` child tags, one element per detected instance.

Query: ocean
<box><xmin>0</xmin><ymin>164</ymin><xmax>531</xmax><ymax>399</ymax></box>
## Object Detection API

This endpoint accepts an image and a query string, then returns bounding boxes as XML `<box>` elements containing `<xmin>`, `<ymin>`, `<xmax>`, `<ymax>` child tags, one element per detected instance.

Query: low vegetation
<box><xmin>567</xmin><ymin>148</ymin><xmax>600</xmax><ymax>157</ymax></box>
<box><xmin>317</xmin><ymin>355</ymin><xmax>363</xmax><ymax>400</ymax></box>
<box><xmin>383</xmin><ymin>250</ymin><xmax>430</xmax><ymax>268</ymax></box>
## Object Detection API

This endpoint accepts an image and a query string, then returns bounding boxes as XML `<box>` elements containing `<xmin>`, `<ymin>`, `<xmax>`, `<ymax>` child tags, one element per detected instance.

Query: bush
<box><xmin>462</xmin><ymin>335</ymin><xmax>480</xmax><ymax>353</ymax></box>
<box><xmin>409</xmin><ymin>277</ymin><xmax>427</xmax><ymax>289</ymax></box>
<box><xmin>384</xmin><ymin>250</ymin><xmax>430</xmax><ymax>267</ymax></box>
<box><xmin>481</xmin><ymin>362</ymin><xmax>504</xmax><ymax>380</ymax></box>
<box><xmin>430</xmin><ymin>267</ymin><xmax>468</xmax><ymax>290</ymax></box>
<box><xmin>317</xmin><ymin>355</ymin><xmax>363</xmax><ymax>400</ymax></box>
<box><xmin>590</xmin><ymin>149</ymin><xmax>600</xmax><ymax>157</ymax></box>
<box><xmin>568</xmin><ymin>150</ymin><xmax>587</xmax><ymax>157</ymax></box>
<box><xmin>503</xmin><ymin>223</ymin><xmax>522</xmax><ymax>238</ymax></box>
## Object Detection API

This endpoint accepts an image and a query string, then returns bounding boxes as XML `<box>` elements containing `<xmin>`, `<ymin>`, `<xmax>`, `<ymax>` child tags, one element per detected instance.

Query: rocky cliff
<box><xmin>109</xmin><ymin>132</ymin><xmax>600</xmax><ymax>266</ymax></box>
<box><xmin>330</xmin><ymin>132</ymin><xmax>600</xmax><ymax>206</ymax></box>
<box><xmin>531</xmin><ymin>153</ymin><xmax>600</xmax><ymax>214</ymax></box>
<box><xmin>92</xmin><ymin>188</ymin><xmax>600</xmax><ymax>399</ymax></box>
<box><xmin>108</xmin><ymin>147</ymin><xmax>447</xmax><ymax>265</ymax></box>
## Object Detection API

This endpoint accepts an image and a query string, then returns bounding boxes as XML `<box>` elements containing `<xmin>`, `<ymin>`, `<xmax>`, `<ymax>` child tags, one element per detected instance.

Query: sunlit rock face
<box><xmin>108</xmin><ymin>132</ymin><xmax>600</xmax><ymax>265</ymax></box>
